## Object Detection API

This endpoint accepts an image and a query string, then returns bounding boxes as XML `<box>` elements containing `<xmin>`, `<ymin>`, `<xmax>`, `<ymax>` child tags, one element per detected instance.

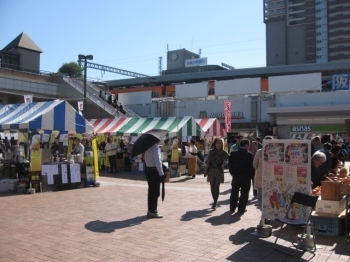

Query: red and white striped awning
<box><xmin>87</xmin><ymin>118</ymin><xmax>132</xmax><ymax>135</ymax></box>
<box><xmin>195</xmin><ymin>118</ymin><xmax>226</xmax><ymax>137</ymax></box>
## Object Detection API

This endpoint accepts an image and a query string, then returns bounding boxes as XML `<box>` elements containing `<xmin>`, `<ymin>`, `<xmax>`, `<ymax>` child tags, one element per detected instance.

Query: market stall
<box><xmin>195</xmin><ymin>117</ymin><xmax>227</xmax><ymax>156</ymax></box>
<box><xmin>116</xmin><ymin>116</ymin><xmax>203</xmax><ymax>137</ymax></box>
<box><xmin>0</xmin><ymin>100</ymin><xmax>95</xmax><ymax>193</ymax></box>
<box><xmin>195</xmin><ymin>118</ymin><xmax>226</xmax><ymax>137</ymax></box>
<box><xmin>87</xmin><ymin>117</ymin><xmax>133</xmax><ymax>172</ymax></box>
<box><xmin>87</xmin><ymin>117</ymin><xmax>132</xmax><ymax>136</ymax></box>
<box><xmin>116</xmin><ymin>116</ymin><xmax>204</xmax><ymax>177</ymax></box>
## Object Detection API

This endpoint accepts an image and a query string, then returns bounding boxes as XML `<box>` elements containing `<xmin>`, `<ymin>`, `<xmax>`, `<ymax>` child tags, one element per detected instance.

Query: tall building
<box><xmin>264</xmin><ymin>0</ymin><xmax>350</xmax><ymax>66</ymax></box>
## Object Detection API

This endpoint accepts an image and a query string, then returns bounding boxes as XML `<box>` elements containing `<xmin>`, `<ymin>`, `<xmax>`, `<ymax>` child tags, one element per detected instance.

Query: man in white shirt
<box><xmin>105</xmin><ymin>137</ymin><xmax>117</xmax><ymax>173</ymax></box>
<box><xmin>72</xmin><ymin>138</ymin><xmax>85</xmax><ymax>159</ymax></box>
<box><xmin>144</xmin><ymin>140</ymin><xmax>165</xmax><ymax>218</ymax></box>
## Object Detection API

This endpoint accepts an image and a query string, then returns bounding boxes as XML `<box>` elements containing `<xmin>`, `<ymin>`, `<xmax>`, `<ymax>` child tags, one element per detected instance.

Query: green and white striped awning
<box><xmin>116</xmin><ymin>117</ymin><xmax>204</xmax><ymax>137</ymax></box>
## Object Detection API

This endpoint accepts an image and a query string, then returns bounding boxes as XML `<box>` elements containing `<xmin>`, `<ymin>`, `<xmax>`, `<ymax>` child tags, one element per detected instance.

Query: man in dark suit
<box><xmin>229</xmin><ymin>139</ymin><xmax>254</xmax><ymax>214</ymax></box>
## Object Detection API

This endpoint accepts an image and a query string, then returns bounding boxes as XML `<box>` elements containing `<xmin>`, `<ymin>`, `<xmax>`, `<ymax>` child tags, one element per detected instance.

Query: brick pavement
<box><xmin>0</xmin><ymin>170</ymin><xmax>349</xmax><ymax>262</ymax></box>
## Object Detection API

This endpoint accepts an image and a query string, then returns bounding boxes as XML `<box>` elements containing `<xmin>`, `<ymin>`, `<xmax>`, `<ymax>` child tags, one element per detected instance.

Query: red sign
<box><xmin>224</xmin><ymin>100</ymin><xmax>231</xmax><ymax>133</ymax></box>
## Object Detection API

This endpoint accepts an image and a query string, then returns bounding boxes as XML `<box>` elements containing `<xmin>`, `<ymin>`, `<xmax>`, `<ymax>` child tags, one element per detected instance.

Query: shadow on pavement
<box><xmin>217</xmin><ymin>198</ymin><xmax>230</xmax><ymax>207</ymax></box>
<box><xmin>226</xmin><ymin>228</ymin><xmax>313</xmax><ymax>261</ymax></box>
<box><xmin>329</xmin><ymin>237</ymin><xmax>350</xmax><ymax>256</ymax></box>
<box><xmin>205</xmin><ymin>211</ymin><xmax>242</xmax><ymax>226</ymax></box>
<box><xmin>220</xmin><ymin>188</ymin><xmax>231</xmax><ymax>195</ymax></box>
<box><xmin>181</xmin><ymin>208</ymin><xmax>212</xmax><ymax>221</ymax></box>
<box><xmin>85</xmin><ymin>216</ymin><xmax>147</xmax><ymax>233</ymax></box>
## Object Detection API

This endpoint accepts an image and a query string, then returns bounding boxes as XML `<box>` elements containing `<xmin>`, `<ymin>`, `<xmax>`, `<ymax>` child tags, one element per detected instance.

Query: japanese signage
<box><xmin>332</xmin><ymin>74</ymin><xmax>350</xmax><ymax>91</ymax></box>
<box><xmin>185</xmin><ymin>57</ymin><xmax>207</xmax><ymax>67</ymax></box>
<box><xmin>24</xmin><ymin>94</ymin><xmax>33</xmax><ymax>104</ymax></box>
<box><xmin>77</xmin><ymin>101</ymin><xmax>83</xmax><ymax>115</ymax></box>
<box><xmin>262</xmin><ymin>140</ymin><xmax>311</xmax><ymax>222</ymax></box>
<box><xmin>224</xmin><ymin>100</ymin><xmax>231</xmax><ymax>133</ymax></box>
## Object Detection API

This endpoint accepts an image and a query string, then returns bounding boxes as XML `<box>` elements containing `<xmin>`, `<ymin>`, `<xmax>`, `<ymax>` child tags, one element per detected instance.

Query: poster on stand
<box><xmin>262</xmin><ymin>140</ymin><xmax>311</xmax><ymax>222</ymax></box>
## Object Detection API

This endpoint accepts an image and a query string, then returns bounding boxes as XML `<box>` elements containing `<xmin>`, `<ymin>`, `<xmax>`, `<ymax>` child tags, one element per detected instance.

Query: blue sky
<box><xmin>1</xmin><ymin>1</ymin><xmax>266</xmax><ymax>81</ymax></box>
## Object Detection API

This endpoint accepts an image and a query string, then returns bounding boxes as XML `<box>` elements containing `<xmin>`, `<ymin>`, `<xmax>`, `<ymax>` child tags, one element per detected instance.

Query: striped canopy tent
<box><xmin>87</xmin><ymin>118</ymin><xmax>132</xmax><ymax>135</ymax></box>
<box><xmin>117</xmin><ymin>116</ymin><xmax>204</xmax><ymax>137</ymax></box>
<box><xmin>195</xmin><ymin>118</ymin><xmax>226</xmax><ymax>137</ymax></box>
<box><xmin>0</xmin><ymin>100</ymin><xmax>94</xmax><ymax>134</ymax></box>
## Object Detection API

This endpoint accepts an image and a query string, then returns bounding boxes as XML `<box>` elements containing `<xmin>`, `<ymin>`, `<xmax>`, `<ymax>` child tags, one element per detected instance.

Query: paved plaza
<box><xmin>0</xmin><ymin>170</ymin><xmax>349</xmax><ymax>262</ymax></box>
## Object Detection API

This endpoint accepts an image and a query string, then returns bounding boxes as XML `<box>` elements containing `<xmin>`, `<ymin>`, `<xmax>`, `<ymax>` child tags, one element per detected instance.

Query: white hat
<box><xmin>338</xmin><ymin>138</ymin><xmax>343</xmax><ymax>143</ymax></box>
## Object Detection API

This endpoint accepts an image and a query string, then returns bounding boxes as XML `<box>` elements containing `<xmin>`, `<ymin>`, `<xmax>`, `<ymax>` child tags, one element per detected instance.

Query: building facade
<box><xmin>264</xmin><ymin>0</ymin><xmax>350</xmax><ymax>66</ymax></box>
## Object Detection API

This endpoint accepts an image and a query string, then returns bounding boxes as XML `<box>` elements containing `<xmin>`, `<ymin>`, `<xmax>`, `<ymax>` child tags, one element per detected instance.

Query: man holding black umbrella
<box><xmin>131</xmin><ymin>129</ymin><xmax>168</xmax><ymax>219</ymax></box>
<box><xmin>144</xmin><ymin>139</ymin><xmax>165</xmax><ymax>218</ymax></box>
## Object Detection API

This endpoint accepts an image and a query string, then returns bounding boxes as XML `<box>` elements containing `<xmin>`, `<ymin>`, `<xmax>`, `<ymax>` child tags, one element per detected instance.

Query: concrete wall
<box><xmin>0</xmin><ymin>68</ymin><xmax>54</xmax><ymax>83</ymax></box>
<box><xmin>266</xmin><ymin>21</ymin><xmax>287</xmax><ymax>66</ymax></box>
<box><xmin>287</xmin><ymin>25</ymin><xmax>306</xmax><ymax>64</ymax></box>
<box><xmin>17</xmin><ymin>48</ymin><xmax>40</xmax><ymax>71</ymax></box>
<box><xmin>275</xmin><ymin>90</ymin><xmax>350</xmax><ymax>107</ymax></box>
<box><xmin>128</xmin><ymin>96</ymin><xmax>272</xmax><ymax>123</ymax></box>
<box><xmin>0</xmin><ymin>74</ymin><xmax>57</xmax><ymax>95</ymax></box>
<box><xmin>167</xmin><ymin>49</ymin><xmax>200</xmax><ymax>70</ymax></box>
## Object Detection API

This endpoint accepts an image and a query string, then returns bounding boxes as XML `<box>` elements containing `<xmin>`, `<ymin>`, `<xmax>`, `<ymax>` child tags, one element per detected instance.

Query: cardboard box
<box><xmin>321</xmin><ymin>181</ymin><xmax>342</xmax><ymax>201</ymax></box>
<box><xmin>315</xmin><ymin>195</ymin><xmax>347</xmax><ymax>214</ymax></box>
<box><xmin>341</xmin><ymin>184</ymin><xmax>350</xmax><ymax>196</ymax></box>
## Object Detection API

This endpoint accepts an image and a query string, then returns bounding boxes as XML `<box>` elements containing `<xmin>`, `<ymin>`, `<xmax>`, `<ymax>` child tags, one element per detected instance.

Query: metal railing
<box><xmin>63</xmin><ymin>76</ymin><xmax>140</xmax><ymax>117</ymax></box>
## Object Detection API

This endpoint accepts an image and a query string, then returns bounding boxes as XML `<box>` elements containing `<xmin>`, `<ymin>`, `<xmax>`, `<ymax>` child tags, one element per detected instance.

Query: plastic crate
<box><xmin>310</xmin><ymin>215</ymin><xmax>344</xmax><ymax>236</ymax></box>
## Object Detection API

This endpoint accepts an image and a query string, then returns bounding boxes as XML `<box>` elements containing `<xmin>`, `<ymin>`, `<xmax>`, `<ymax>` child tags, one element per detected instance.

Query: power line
<box><xmin>94</xmin><ymin>38</ymin><xmax>266</xmax><ymax>65</ymax></box>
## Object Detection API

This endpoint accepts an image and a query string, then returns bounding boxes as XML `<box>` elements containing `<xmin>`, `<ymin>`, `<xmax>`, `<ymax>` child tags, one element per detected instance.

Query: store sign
<box><xmin>291</xmin><ymin>126</ymin><xmax>311</xmax><ymax>132</ymax></box>
<box><xmin>332</xmin><ymin>74</ymin><xmax>350</xmax><ymax>91</ymax></box>
<box><xmin>290</xmin><ymin>124</ymin><xmax>347</xmax><ymax>133</ymax></box>
<box><xmin>185</xmin><ymin>57</ymin><xmax>207</xmax><ymax>67</ymax></box>
<box><xmin>199</xmin><ymin>111</ymin><xmax>244</xmax><ymax>119</ymax></box>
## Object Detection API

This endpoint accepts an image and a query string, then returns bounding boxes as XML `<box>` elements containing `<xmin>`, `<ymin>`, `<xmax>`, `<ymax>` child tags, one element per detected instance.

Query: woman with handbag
<box><xmin>204</xmin><ymin>138</ymin><xmax>229</xmax><ymax>210</ymax></box>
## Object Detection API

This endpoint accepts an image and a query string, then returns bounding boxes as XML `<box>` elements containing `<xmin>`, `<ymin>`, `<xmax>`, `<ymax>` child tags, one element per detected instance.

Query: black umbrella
<box><xmin>131</xmin><ymin>129</ymin><xmax>169</xmax><ymax>202</ymax></box>
<box><xmin>131</xmin><ymin>129</ymin><xmax>168</xmax><ymax>158</ymax></box>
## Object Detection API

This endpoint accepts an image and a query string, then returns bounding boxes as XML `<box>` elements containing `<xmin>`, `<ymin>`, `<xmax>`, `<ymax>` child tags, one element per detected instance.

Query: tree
<box><xmin>58</xmin><ymin>62</ymin><xmax>83</xmax><ymax>78</ymax></box>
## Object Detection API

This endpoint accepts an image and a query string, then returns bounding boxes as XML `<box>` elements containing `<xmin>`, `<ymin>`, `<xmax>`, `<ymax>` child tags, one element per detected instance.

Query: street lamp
<box><xmin>78</xmin><ymin>54</ymin><xmax>93</xmax><ymax>117</ymax></box>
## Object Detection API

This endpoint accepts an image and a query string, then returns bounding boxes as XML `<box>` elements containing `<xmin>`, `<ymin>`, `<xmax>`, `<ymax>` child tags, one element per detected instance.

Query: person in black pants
<box><xmin>229</xmin><ymin>139</ymin><xmax>254</xmax><ymax>214</ymax></box>
<box><xmin>144</xmin><ymin>140</ymin><xmax>165</xmax><ymax>218</ymax></box>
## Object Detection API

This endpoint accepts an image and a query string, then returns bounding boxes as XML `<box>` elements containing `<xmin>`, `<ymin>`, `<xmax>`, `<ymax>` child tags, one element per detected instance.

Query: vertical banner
<box><xmin>77</xmin><ymin>101</ymin><xmax>83</xmax><ymax>115</ymax></box>
<box><xmin>24</xmin><ymin>94</ymin><xmax>33</xmax><ymax>104</ymax></box>
<box><xmin>262</xmin><ymin>140</ymin><xmax>311</xmax><ymax>222</ymax></box>
<box><xmin>224</xmin><ymin>100</ymin><xmax>231</xmax><ymax>133</ymax></box>
<box><xmin>92</xmin><ymin>138</ymin><xmax>99</xmax><ymax>179</ymax></box>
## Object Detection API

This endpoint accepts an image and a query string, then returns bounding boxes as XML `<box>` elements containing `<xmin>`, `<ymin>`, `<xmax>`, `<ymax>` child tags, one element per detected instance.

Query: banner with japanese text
<box><xmin>77</xmin><ymin>101</ymin><xmax>83</xmax><ymax>115</ymax></box>
<box><xmin>261</xmin><ymin>140</ymin><xmax>311</xmax><ymax>222</ymax></box>
<box><xmin>224</xmin><ymin>100</ymin><xmax>231</xmax><ymax>133</ymax></box>
<box><xmin>24</xmin><ymin>94</ymin><xmax>33</xmax><ymax>104</ymax></box>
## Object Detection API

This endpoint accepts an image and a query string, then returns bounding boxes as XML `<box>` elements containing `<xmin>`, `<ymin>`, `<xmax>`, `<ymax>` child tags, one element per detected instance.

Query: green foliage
<box><xmin>58</xmin><ymin>62</ymin><xmax>83</xmax><ymax>78</ymax></box>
